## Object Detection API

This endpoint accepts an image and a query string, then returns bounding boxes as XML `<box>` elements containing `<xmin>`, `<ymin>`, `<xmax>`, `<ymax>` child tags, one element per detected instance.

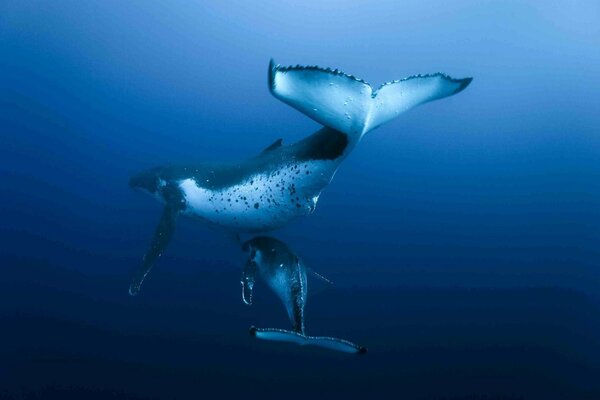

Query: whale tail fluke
<box><xmin>269</xmin><ymin>59</ymin><xmax>472</xmax><ymax>140</ymax></box>
<box><xmin>249</xmin><ymin>326</ymin><xmax>367</xmax><ymax>354</ymax></box>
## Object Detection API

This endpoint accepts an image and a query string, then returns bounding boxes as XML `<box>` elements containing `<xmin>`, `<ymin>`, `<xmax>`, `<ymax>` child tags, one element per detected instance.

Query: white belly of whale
<box><xmin>178</xmin><ymin>161</ymin><xmax>334</xmax><ymax>231</ymax></box>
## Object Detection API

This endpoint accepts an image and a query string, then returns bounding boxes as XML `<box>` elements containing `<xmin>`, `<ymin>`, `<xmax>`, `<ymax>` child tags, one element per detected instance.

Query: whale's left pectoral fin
<box><xmin>249</xmin><ymin>326</ymin><xmax>367</xmax><ymax>354</ymax></box>
<box><xmin>241</xmin><ymin>260</ymin><xmax>257</xmax><ymax>305</ymax></box>
<box><xmin>129</xmin><ymin>205</ymin><xmax>179</xmax><ymax>296</ymax></box>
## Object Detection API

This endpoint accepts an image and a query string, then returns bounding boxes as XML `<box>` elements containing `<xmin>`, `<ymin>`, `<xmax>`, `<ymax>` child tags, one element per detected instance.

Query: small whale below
<box><xmin>241</xmin><ymin>236</ymin><xmax>367</xmax><ymax>354</ymax></box>
<box><xmin>127</xmin><ymin>59</ymin><xmax>472</xmax><ymax>295</ymax></box>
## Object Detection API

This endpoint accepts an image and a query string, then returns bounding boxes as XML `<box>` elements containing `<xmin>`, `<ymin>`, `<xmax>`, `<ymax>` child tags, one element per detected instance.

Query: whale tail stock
<box><xmin>249</xmin><ymin>326</ymin><xmax>367</xmax><ymax>355</ymax></box>
<box><xmin>269</xmin><ymin>59</ymin><xmax>472</xmax><ymax>141</ymax></box>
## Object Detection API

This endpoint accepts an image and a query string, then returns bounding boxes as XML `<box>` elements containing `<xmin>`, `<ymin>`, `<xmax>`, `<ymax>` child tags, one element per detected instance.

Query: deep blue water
<box><xmin>1</xmin><ymin>2</ymin><xmax>600</xmax><ymax>399</ymax></box>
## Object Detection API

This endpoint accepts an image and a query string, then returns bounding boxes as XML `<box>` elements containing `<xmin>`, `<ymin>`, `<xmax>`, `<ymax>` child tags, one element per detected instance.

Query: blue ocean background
<box><xmin>1</xmin><ymin>1</ymin><xmax>599</xmax><ymax>399</ymax></box>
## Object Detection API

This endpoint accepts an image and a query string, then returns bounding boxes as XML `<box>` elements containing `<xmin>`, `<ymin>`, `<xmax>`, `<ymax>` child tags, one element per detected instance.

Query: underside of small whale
<box><xmin>241</xmin><ymin>236</ymin><xmax>366</xmax><ymax>354</ymax></box>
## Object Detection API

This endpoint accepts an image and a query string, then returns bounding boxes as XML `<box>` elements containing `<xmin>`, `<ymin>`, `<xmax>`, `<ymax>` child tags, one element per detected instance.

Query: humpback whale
<box><xmin>241</xmin><ymin>236</ymin><xmax>366</xmax><ymax>354</ymax></box>
<box><xmin>128</xmin><ymin>60</ymin><xmax>472</xmax><ymax>295</ymax></box>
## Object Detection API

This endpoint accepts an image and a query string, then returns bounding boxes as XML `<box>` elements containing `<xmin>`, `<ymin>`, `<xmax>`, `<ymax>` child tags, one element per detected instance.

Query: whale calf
<box><xmin>241</xmin><ymin>236</ymin><xmax>366</xmax><ymax>354</ymax></box>
<box><xmin>128</xmin><ymin>60</ymin><xmax>472</xmax><ymax>295</ymax></box>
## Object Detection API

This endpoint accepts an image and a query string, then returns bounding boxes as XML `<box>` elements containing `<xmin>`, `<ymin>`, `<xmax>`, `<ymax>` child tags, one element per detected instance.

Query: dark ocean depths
<box><xmin>1</xmin><ymin>1</ymin><xmax>600</xmax><ymax>399</ymax></box>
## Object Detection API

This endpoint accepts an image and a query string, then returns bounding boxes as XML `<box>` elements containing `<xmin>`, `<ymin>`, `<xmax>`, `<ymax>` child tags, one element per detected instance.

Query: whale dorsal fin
<box><xmin>261</xmin><ymin>138</ymin><xmax>283</xmax><ymax>154</ymax></box>
<box><xmin>269</xmin><ymin>59</ymin><xmax>472</xmax><ymax>140</ymax></box>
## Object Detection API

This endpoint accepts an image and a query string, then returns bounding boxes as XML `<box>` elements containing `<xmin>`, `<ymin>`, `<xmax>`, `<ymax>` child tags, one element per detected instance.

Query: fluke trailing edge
<box><xmin>128</xmin><ymin>60</ymin><xmax>472</xmax><ymax>295</ymax></box>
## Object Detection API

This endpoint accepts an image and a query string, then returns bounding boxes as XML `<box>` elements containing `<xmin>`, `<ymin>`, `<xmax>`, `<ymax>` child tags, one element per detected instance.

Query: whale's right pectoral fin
<box><xmin>241</xmin><ymin>260</ymin><xmax>257</xmax><ymax>305</ymax></box>
<box><xmin>249</xmin><ymin>326</ymin><xmax>367</xmax><ymax>354</ymax></box>
<box><xmin>304</xmin><ymin>334</ymin><xmax>367</xmax><ymax>354</ymax></box>
<box><xmin>129</xmin><ymin>205</ymin><xmax>179</xmax><ymax>296</ymax></box>
<box><xmin>269</xmin><ymin>60</ymin><xmax>472</xmax><ymax>139</ymax></box>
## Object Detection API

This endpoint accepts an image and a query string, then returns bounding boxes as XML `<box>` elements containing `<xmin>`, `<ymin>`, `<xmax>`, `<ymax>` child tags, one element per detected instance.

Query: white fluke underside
<box><xmin>269</xmin><ymin>61</ymin><xmax>472</xmax><ymax>140</ymax></box>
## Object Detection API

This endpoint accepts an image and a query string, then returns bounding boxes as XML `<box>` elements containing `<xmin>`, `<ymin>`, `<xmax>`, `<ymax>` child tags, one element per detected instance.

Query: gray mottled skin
<box><xmin>129</xmin><ymin>127</ymin><xmax>351</xmax><ymax>232</ymax></box>
<box><xmin>241</xmin><ymin>236</ymin><xmax>307</xmax><ymax>334</ymax></box>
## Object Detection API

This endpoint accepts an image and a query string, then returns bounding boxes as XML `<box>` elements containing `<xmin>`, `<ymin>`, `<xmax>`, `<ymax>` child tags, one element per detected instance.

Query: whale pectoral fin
<box><xmin>241</xmin><ymin>260</ymin><xmax>257</xmax><ymax>305</ymax></box>
<box><xmin>308</xmin><ymin>269</ymin><xmax>333</xmax><ymax>285</ymax></box>
<box><xmin>269</xmin><ymin>60</ymin><xmax>472</xmax><ymax>137</ymax></box>
<box><xmin>290</xmin><ymin>282</ymin><xmax>305</xmax><ymax>334</ymax></box>
<box><xmin>129</xmin><ymin>205</ymin><xmax>178</xmax><ymax>296</ymax></box>
<box><xmin>250</xmin><ymin>326</ymin><xmax>306</xmax><ymax>346</ymax></box>
<box><xmin>286</xmin><ymin>256</ymin><xmax>307</xmax><ymax>334</ymax></box>
<box><xmin>303</xmin><ymin>334</ymin><xmax>367</xmax><ymax>354</ymax></box>
<box><xmin>249</xmin><ymin>327</ymin><xmax>366</xmax><ymax>354</ymax></box>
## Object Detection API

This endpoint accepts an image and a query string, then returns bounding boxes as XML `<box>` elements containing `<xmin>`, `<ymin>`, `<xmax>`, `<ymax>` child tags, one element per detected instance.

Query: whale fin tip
<box><xmin>456</xmin><ymin>76</ymin><xmax>473</xmax><ymax>94</ymax></box>
<box><xmin>128</xmin><ymin>201</ymin><xmax>180</xmax><ymax>296</ymax></box>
